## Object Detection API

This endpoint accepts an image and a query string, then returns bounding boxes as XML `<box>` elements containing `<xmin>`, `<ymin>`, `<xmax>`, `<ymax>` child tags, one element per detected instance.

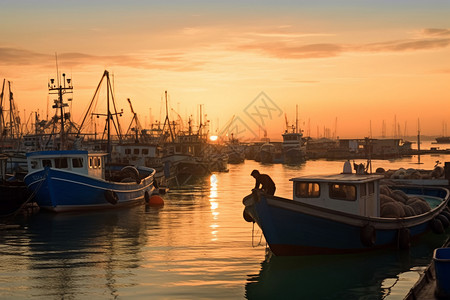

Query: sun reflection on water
<box><xmin>209</xmin><ymin>174</ymin><xmax>219</xmax><ymax>241</ymax></box>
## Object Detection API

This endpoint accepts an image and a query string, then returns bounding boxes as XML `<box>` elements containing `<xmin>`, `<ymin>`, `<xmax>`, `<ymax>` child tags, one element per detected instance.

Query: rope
<box><xmin>251</xmin><ymin>221</ymin><xmax>264</xmax><ymax>247</ymax></box>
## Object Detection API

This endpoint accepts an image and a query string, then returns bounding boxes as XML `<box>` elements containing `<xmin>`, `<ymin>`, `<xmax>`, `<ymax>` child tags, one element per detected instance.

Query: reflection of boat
<box><xmin>25</xmin><ymin>207</ymin><xmax>148</xmax><ymax>298</ymax></box>
<box><xmin>246</xmin><ymin>233</ymin><xmax>447</xmax><ymax>299</ymax></box>
<box><xmin>24</xmin><ymin>150</ymin><xmax>155</xmax><ymax>212</ymax></box>
<box><xmin>0</xmin><ymin>154</ymin><xmax>32</xmax><ymax>216</ymax></box>
<box><xmin>242</xmin><ymin>163</ymin><xmax>450</xmax><ymax>255</ymax></box>
<box><xmin>435</xmin><ymin>136</ymin><xmax>450</xmax><ymax>144</ymax></box>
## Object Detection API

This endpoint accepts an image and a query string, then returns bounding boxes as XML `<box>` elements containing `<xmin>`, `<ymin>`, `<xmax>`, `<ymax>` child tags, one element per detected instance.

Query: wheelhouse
<box><xmin>290</xmin><ymin>173</ymin><xmax>383</xmax><ymax>217</ymax></box>
<box><xmin>26</xmin><ymin>150</ymin><xmax>108</xmax><ymax>179</ymax></box>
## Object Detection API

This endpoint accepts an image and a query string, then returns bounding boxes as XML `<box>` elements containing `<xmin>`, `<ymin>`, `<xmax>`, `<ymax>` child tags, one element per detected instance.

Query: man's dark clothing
<box><xmin>254</xmin><ymin>174</ymin><xmax>276</xmax><ymax>195</ymax></box>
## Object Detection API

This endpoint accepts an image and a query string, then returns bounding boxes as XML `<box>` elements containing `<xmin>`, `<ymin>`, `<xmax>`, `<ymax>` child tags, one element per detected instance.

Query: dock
<box><xmin>404</xmin><ymin>238</ymin><xmax>450</xmax><ymax>300</ymax></box>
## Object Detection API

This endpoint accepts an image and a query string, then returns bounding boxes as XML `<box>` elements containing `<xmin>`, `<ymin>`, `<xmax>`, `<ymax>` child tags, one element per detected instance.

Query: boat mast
<box><xmin>417</xmin><ymin>118</ymin><xmax>421</xmax><ymax>164</ymax></box>
<box><xmin>160</xmin><ymin>91</ymin><xmax>175</xmax><ymax>144</ymax></box>
<box><xmin>0</xmin><ymin>79</ymin><xmax>5</xmax><ymax>140</ymax></box>
<box><xmin>48</xmin><ymin>55</ymin><xmax>73</xmax><ymax>150</ymax></box>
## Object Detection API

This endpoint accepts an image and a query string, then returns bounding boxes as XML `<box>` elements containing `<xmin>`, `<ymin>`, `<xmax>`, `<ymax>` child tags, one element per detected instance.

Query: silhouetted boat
<box><xmin>435</xmin><ymin>136</ymin><xmax>450</xmax><ymax>144</ymax></box>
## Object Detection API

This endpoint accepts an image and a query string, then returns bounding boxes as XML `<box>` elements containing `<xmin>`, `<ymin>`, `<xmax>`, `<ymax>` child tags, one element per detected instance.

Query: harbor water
<box><xmin>1</xmin><ymin>148</ymin><xmax>450</xmax><ymax>299</ymax></box>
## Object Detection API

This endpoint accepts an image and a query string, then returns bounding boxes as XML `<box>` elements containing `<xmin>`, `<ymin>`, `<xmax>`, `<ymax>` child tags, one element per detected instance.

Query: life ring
<box><xmin>397</xmin><ymin>228</ymin><xmax>410</xmax><ymax>250</ymax></box>
<box><xmin>436</xmin><ymin>214</ymin><xmax>450</xmax><ymax>228</ymax></box>
<box><xmin>104</xmin><ymin>190</ymin><xmax>119</xmax><ymax>205</ymax></box>
<box><xmin>430</xmin><ymin>218</ymin><xmax>445</xmax><ymax>234</ymax></box>
<box><xmin>243</xmin><ymin>208</ymin><xmax>254</xmax><ymax>223</ymax></box>
<box><xmin>360</xmin><ymin>225</ymin><xmax>376</xmax><ymax>247</ymax></box>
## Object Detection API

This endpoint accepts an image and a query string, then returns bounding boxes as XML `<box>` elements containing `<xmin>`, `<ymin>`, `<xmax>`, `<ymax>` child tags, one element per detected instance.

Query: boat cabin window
<box><xmin>125</xmin><ymin>149</ymin><xmax>131</xmax><ymax>155</ymax></box>
<box><xmin>55</xmin><ymin>158</ymin><xmax>68</xmax><ymax>169</ymax></box>
<box><xmin>142</xmin><ymin>149</ymin><xmax>149</xmax><ymax>155</ymax></box>
<box><xmin>30</xmin><ymin>160</ymin><xmax>38</xmax><ymax>169</ymax></box>
<box><xmin>134</xmin><ymin>149</ymin><xmax>139</xmax><ymax>155</ymax></box>
<box><xmin>89</xmin><ymin>157</ymin><xmax>101</xmax><ymax>169</ymax></box>
<box><xmin>43</xmin><ymin>159</ymin><xmax>52</xmax><ymax>168</ymax></box>
<box><xmin>96</xmin><ymin>157</ymin><xmax>102</xmax><ymax>168</ymax></box>
<box><xmin>72</xmin><ymin>158</ymin><xmax>83</xmax><ymax>168</ymax></box>
<box><xmin>295</xmin><ymin>182</ymin><xmax>320</xmax><ymax>198</ymax></box>
<box><xmin>329</xmin><ymin>183</ymin><xmax>356</xmax><ymax>201</ymax></box>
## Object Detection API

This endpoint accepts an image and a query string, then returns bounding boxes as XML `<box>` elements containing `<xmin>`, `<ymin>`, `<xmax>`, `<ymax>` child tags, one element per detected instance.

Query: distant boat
<box><xmin>243</xmin><ymin>163</ymin><xmax>450</xmax><ymax>255</ymax></box>
<box><xmin>435</xmin><ymin>136</ymin><xmax>450</xmax><ymax>144</ymax></box>
<box><xmin>259</xmin><ymin>142</ymin><xmax>283</xmax><ymax>164</ymax></box>
<box><xmin>281</xmin><ymin>131</ymin><xmax>306</xmax><ymax>164</ymax></box>
<box><xmin>226</xmin><ymin>134</ymin><xmax>245</xmax><ymax>164</ymax></box>
<box><xmin>24</xmin><ymin>150</ymin><xmax>155</xmax><ymax>212</ymax></box>
<box><xmin>282</xmin><ymin>106</ymin><xmax>306</xmax><ymax>164</ymax></box>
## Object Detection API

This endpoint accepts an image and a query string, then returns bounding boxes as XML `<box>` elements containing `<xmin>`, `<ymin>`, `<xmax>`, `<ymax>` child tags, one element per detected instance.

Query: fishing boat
<box><xmin>24</xmin><ymin>150</ymin><xmax>155</xmax><ymax>212</ymax></box>
<box><xmin>259</xmin><ymin>142</ymin><xmax>283</xmax><ymax>164</ymax></box>
<box><xmin>0</xmin><ymin>154</ymin><xmax>32</xmax><ymax>216</ymax></box>
<box><xmin>281</xmin><ymin>130</ymin><xmax>306</xmax><ymax>164</ymax></box>
<box><xmin>23</xmin><ymin>69</ymin><xmax>156</xmax><ymax>212</ymax></box>
<box><xmin>242</xmin><ymin>162</ymin><xmax>450</xmax><ymax>256</ymax></box>
<box><xmin>282</xmin><ymin>105</ymin><xmax>306</xmax><ymax>164</ymax></box>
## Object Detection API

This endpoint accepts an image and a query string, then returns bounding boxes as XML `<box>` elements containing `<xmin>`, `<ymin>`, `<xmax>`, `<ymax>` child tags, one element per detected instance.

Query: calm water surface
<box><xmin>1</xmin><ymin>150</ymin><xmax>450</xmax><ymax>299</ymax></box>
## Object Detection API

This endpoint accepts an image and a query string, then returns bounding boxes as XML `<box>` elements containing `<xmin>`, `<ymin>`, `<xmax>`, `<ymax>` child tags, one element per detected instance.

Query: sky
<box><xmin>1</xmin><ymin>0</ymin><xmax>450</xmax><ymax>141</ymax></box>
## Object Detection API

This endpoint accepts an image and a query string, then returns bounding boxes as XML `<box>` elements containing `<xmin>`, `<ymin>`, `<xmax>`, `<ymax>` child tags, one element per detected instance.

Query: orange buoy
<box><xmin>148</xmin><ymin>194</ymin><xmax>164</xmax><ymax>207</ymax></box>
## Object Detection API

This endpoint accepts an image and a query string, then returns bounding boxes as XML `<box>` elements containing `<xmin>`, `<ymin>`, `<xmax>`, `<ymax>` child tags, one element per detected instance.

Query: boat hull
<box><xmin>243</xmin><ymin>187</ymin><xmax>450</xmax><ymax>255</ymax></box>
<box><xmin>24</xmin><ymin>167</ymin><xmax>155</xmax><ymax>212</ymax></box>
<box><xmin>282</xmin><ymin>148</ymin><xmax>306</xmax><ymax>164</ymax></box>
<box><xmin>0</xmin><ymin>181</ymin><xmax>32</xmax><ymax>216</ymax></box>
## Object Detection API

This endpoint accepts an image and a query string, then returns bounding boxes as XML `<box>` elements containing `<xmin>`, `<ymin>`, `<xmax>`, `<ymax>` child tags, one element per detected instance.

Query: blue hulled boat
<box><xmin>24</xmin><ymin>150</ymin><xmax>155</xmax><ymax>212</ymax></box>
<box><xmin>243</xmin><ymin>164</ymin><xmax>450</xmax><ymax>256</ymax></box>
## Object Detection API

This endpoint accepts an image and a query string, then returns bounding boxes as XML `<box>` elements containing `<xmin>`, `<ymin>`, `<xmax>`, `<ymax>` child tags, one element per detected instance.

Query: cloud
<box><xmin>422</xmin><ymin>28</ymin><xmax>450</xmax><ymax>37</ymax></box>
<box><xmin>237</xmin><ymin>42</ymin><xmax>342</xmax><ymax>59</ymax></box>
<box><xmin>359</xmin><ymin>38</ymin><xmax>450</xmax><ymax>52</ymax></box>
<box><xmin>0</xmin><ymin>48</ymin><xmax>51</xmax><ymax>66</ymax></box>
<box><xmin>0</xmin><ymin>47</ymin><xmax>204</xmax><ymax>71</ymax></box>
<box><xmin>235</xmin><ymin>28</ymin><xmax>450</xmax><ymax>59</ymax></box>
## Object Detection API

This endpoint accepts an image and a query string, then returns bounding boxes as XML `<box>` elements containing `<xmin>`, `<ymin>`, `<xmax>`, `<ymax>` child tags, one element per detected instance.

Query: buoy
<box><xmin>104</xmin><ymin>190</ymin><xmax>118</xmax><ymax>205</ymax></box>
<box><xmin>431</xmin><ymin>218</ymin><xmax>445</xmax><ymax>234</ymax></box>
<box><xmin>243</xmin><ymin>208</ymin><xmax>254</xmax><ymax>223</ymax></box>
<box><xmin>360</xmin><ymin>225</ymin><xmax>376</xmax><ymax>247</ymax></box>
<box><xmin>148</xmin><ymin>194</ymin><xmax>164</xmax><ymax>206</ymax></box>
<box><xmin>436</xmin><ymin>214</ymin><xmax>450</xmax><ymax>228</ymax></box>
<box><xmin>397</xmin><ymin>228</ymin><xmax>411</xmax><ymax>250</ymax></box>
<box><xmin>441</xmin><ymin>210</ymin><xmax>450</xmax><ymax>221</ymax></box>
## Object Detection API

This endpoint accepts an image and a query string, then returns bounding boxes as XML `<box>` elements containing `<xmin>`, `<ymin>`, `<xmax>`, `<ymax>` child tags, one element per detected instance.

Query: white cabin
<box><xmin>290</xmin><ymin>173</ymin><xmax>383</xmax><ymax>217</ymax></box>
<box><xmin>26</xmin><ymin>150</ymin><xmax>107</xmax><ymax>179</ymax></box>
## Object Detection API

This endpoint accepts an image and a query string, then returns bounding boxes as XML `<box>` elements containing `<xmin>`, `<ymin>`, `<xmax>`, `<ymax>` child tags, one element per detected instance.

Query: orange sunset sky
<box><xmin>1</xmin><ymin>1</ymin><xmax>450</xmax><ymax>141</ymax></box>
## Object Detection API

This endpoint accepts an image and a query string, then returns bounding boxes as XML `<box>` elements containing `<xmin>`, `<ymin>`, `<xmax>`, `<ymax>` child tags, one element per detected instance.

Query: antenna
<box><xmin>55</xmin><ymin>53</ymin><xmax>60</xmax><ymax>88</ymax></box>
